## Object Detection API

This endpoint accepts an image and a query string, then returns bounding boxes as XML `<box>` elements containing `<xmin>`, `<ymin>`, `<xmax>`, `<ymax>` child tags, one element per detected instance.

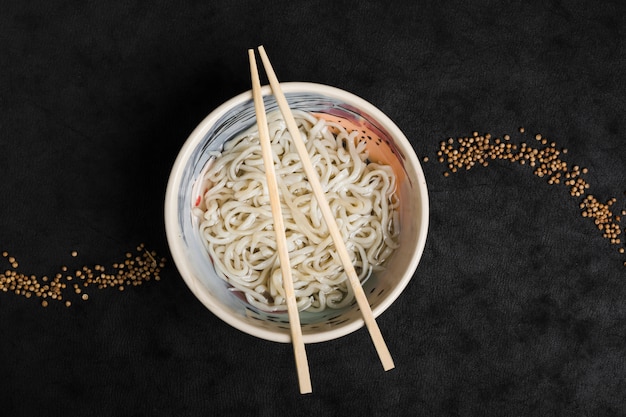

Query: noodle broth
<box><xmin>193</xmin><ymin>109</ymin><xmax>405</xmax><ymax>319</ymax></box>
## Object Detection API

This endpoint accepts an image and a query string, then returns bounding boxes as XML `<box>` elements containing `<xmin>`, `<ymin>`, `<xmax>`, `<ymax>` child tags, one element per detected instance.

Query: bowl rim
<box><xmin>164</xmin><ymin>81</ymin><xmax>429</xmax><ymax>343</ymax></box>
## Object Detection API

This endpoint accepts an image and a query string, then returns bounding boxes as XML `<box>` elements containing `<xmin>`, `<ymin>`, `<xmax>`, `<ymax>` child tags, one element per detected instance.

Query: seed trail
<box><xmin>0</xmin><ymin>244</ymin><xmax>166</xmax><ymax>307</ymax></box>
<box><xmin>436</xmin><ymin>128</ymin><xmax>625</xmax><ymax>266</ymax></box>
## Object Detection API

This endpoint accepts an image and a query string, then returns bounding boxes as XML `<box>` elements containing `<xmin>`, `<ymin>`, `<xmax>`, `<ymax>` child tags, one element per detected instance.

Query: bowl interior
<box><xmin>165</xmin><ymin>82</ymin><xmax>429</xmax><ymax>343</ymax></box>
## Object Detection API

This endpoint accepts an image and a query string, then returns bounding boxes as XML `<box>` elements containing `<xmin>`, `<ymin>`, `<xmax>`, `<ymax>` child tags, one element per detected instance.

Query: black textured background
<box><xmin>1</xmin><ymin>1</ymin><xmax>625</xmax><ymax>416</ymax></box>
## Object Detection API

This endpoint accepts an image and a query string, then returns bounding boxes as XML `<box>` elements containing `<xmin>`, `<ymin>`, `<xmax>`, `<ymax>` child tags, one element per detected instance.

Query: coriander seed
<box><xmin>437</xmin><ymin>128</ymin><xmax>623</xmax><ymax>266</ymax></box>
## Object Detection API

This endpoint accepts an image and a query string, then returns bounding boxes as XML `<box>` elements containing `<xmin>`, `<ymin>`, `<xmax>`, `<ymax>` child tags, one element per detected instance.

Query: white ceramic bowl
<box><xmin>165</xmin><ymin>82</ymin><xmax>429</xmax><ymax>343</ymax></box>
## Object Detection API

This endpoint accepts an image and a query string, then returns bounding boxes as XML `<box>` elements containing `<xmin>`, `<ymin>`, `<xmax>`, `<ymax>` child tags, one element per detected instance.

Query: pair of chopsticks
<box><xmin>248</xmin><ymin>45</ymin><xmax>394</xmax><ymax>395</ymax></box>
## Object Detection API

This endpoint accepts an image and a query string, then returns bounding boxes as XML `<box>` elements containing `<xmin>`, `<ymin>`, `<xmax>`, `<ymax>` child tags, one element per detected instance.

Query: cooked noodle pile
<box><xmin>193</xmin><ymin>110</ymin><xmax>399</xmax><ymax>312</ymax></box>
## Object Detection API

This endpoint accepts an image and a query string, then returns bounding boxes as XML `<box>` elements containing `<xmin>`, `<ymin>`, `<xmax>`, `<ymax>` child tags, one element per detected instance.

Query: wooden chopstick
<box><xmin>248</xmin><ymin>49</ymin><xmax>312</xmax><ymax>394</ymax></box>
<box><xmin>257</xmin><ymin>45</ymin><xmax>395</xmax><ymax>371</ymax></box>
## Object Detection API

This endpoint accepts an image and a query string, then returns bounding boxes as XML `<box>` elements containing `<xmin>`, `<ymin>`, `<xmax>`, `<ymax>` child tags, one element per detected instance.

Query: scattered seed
<box><xmin>0</xmin><ymin>245</ymin><xmax>165</xmax><ymax>306</ymax></box>
<box><xmin>437</xmin><ymin>129</ymin><xmax>624</xmax><ymax>266</ymax></box>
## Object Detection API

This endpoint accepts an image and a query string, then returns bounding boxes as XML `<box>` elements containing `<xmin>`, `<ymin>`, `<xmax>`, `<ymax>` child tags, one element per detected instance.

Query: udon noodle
<box><xmin>193</xmin><ymin>110</ymin><xmax>399</xmax><ymax>312</ymax></box>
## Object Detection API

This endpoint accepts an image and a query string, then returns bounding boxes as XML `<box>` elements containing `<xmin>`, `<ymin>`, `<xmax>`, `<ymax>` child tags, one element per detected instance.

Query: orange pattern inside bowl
<box><xmin>314</xmin><ymin>112</ymin><xmax>408</xmax><ymax>186</ymax></box>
